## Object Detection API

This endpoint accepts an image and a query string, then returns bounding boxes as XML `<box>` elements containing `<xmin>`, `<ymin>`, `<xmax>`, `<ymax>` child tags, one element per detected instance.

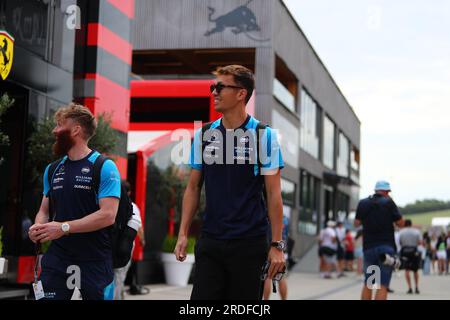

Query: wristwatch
<box><xmin>61</xmin><ymin>222</ymin><xmax>70</xmax><ymax>235</ymax></box>
<box><xmin>270</xmin><ymin>240</ymin><xmax>286</xmax><ymax>251</ymax></box>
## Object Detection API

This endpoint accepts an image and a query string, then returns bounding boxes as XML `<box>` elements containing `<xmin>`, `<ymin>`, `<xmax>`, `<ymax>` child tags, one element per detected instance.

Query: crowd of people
<box><xmin>318</xmin><ymin>180</ymin><xmax>450</xmax><ymax>300</ymax></box>
<box><xmin>318</xmin><ymin>220</ymin><xmax>364</xmax><ymax>279</ymax></box>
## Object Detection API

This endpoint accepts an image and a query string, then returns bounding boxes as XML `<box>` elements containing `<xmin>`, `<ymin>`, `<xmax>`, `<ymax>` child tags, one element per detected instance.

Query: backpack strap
<box><xmin>255</xmin><ymin>122</ymin><xmax>270</xmax><ymax>208</ymax></box>
<box><xmin>255</xmin><ymin>122</ymin><xmax>268</xmax><ymax>176</ymax></box>
<box><xmin>198</xmin><ymin>122</ymin><xmax>213</xmax><ymax>188</ymax></box>
<box><xmin>47</xmin><ymin>158</ymin><xmax>64</xmax><ymax>191</ymax></box>
<box><xmin>47</xmin><ymin>158</ymin><xmax>64</xmax><ymax>221</ymax></box>
<box><xmin>92</xmin><ymin>154</ymin><xmax>109</xmax><ymax>196</ymax></box>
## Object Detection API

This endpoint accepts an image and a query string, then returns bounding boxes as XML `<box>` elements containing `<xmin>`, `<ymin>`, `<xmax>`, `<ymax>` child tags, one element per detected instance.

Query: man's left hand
<box><xmin>29</xmin><ymin>222</ymin><xmax>65</xmax><ymax>243</ymax></box>
<box><xmin>267</xmin><ymin>247</ymin><xmax>286</xmax><ymax>279</ymax></box>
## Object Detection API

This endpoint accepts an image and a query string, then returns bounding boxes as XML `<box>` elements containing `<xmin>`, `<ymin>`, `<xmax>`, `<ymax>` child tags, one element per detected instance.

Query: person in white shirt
<box><xmin>113</xmin><ymin>181</ymin><xmax>145</xmax><ymax>300</ymax></box>
<box><xmin>318</xmin><ymin>220</ymin><xmax>338</xmax><ymax>279</ymax></box>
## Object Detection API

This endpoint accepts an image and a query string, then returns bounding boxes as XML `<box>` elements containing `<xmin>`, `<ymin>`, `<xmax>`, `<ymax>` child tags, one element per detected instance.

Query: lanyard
<box><xmin>34</xmin><ymin>243</ymin><xmax>42</xmax><ymax>284</ymax></box>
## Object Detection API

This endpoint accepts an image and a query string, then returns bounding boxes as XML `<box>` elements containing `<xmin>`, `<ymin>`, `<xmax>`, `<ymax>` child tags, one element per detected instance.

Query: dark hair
<box><xmin>355</xmin><ymin>229</ymin><xmax>363</xmax><ymax>240</ymax></box>
<box><xmin>213</xmin><ymin>65</ymin><xmax>255</xmax><ymax>104</ymax></box>
<box><xmin>405</xmin><ymin>219</ymin><xmax>412</xmax><ymax>227</ymax></box>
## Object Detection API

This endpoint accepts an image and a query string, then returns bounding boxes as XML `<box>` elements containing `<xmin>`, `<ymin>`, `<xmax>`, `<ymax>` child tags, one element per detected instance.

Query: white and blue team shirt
<box><xmin>43</xmin><ymin>150</ymin><xmax>121</xmax><ymax>261</ymax></box>
<box><xmin>189</xmin><ymin>115</ymin><xmax>284</xmax><ymax>240</ymax></box>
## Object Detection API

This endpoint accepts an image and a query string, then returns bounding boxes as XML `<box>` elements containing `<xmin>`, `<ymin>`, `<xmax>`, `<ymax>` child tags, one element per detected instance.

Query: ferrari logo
<box><xmin>0</xmin><ymin>31</ymin><xmax>14</xmax><ymax>80</ymax></box>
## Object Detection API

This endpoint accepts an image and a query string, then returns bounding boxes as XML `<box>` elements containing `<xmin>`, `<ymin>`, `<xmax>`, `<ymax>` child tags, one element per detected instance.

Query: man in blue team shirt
<box><xmin>174</xmin><ymin>65</ymin><xmax>286</xmax><ymax>300</ymax></box>
<box><xmin>28</xmin><ymin>103</ymin><xmax>121</xmax><ymax>300</ymax></box>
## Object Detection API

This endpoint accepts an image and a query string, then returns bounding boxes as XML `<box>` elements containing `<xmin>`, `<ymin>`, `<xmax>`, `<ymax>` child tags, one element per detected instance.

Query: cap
<box><xmin>327</xmin><ymin>220</ymin><xmax>336</xmax><ymax>228</ymax></box>
<box><xmin>375</xmin><ymin>180</ymin><xmax>391</xmax><ymax>191</ymax></box>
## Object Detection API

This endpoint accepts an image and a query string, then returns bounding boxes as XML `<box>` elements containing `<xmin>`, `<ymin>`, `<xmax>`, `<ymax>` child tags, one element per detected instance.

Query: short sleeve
<box><xmin>189</xmin><ymin>128</ymin><xmax>202</xmax><ymax>171</ymax></box>
<box><xmin>390</xmin><ymin>200</ymin><xmax>402</xmax><ymax>222</ymax></box>
<box><xmin>259</xmin><ymin>126</ymin><xmax>284</xmax><ymax>175</ymax></box>
<box><xmin>43</xmin><ymin>164</ymin><xmax>51</xmax><ymax>197</ymax></box>
<box><xmin>355</xmin><ymin>200</ymin><xmax>364</xmax><ymax>221</ymax></box>
<box><xmin>98</xmin><ymin>159</ymin><xmax>121</xmax><ymax>199</ymax></box>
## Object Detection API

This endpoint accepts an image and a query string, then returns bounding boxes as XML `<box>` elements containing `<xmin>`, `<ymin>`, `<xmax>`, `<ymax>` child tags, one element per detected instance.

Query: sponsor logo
<box><xmin>74</xmin><ymin>184</ymin><xmax>91</xmax><ymax>190</ymax></box>
<box><xmin>53</xmin><ymin>177</ymin><xmax>64</xmax><ymax>184</ymax></box>
<box><xmin>240</xmin><ymin>136</ymin><xmax>250</xmax><ymax>144</ymax></box>
<box><xmin>0</xmin><ymin>30</ymin><xmax>14</xmax><ymax>80</ymax></box>
<box><xmin>81</xmin><ymin>167</ymin><xmax>90</xmax><ymax>174</ymax></box>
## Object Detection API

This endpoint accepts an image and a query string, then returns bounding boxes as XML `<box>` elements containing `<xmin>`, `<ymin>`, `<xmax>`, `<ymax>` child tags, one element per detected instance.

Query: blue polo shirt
<box><xmin>189</xmin><ymin>115</ymin><xmax>284</xmax><ymax>240</ymax></box>
<box><xmin>355</xmin><ymin>194</ymin><xmax>402</xmax><ymax>251</ymax></box>
<box><xmin>43</xmin><ymin>150</ymin><xmax>121</xmax><ymax>261</ymax></box>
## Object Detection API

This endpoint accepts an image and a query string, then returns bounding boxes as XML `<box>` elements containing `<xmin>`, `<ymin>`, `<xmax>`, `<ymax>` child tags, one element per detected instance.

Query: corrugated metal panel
<box><xmin>133</xmin><ymin>0</ymin><xmax>273</xmax><ymax>49</ymax></box>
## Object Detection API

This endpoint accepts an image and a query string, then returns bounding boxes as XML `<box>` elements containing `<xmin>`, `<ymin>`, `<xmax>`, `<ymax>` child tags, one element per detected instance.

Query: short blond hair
<box><xmin>54</xmin><ymin>103</ymin><xmax>97</xmax><ymax>139</ymax></box>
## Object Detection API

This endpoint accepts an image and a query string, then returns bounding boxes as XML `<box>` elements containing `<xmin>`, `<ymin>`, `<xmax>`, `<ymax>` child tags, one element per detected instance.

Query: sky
<box><xmin>283</xmin><ymin>0</ymin><xmax>450</xmax><ymax>206</ymax></box>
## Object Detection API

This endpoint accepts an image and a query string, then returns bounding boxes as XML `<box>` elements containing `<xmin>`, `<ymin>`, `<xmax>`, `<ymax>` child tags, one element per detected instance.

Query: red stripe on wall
<box><xmin>83</xmin><ymin>73</ymin><xmax>130</xmax><ymax>133</ymax></box>
<box><xmin>87</xmin><ymin>23</ymin><xmax>132</xmax><ymax>65</ymax></box>
<box><xmin>129</xmin><ymin>122</ymin><xmax>197</xmax><ymax>131</ymax></box>
<box><xmin>112</xmin><ymin>155</ymin><xmax>128</xmax><ymax>179</ymax></box>
<box><xmin>131</xmin><ymin>80</ymin><xmax>214</xmax><ymax>97</ymax></box>
<box><xmin>107</xmin><ymin>0</ymin><xmax>135</xmax><ymax>19</ymax></box>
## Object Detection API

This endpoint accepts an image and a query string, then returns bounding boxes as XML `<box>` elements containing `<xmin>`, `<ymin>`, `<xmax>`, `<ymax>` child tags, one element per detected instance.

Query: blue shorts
<box><xmin>363</xmin><ymin>245</ymin><xmax>395</xmax><ymax>288</ymax></box>
<box><xmin>40</xmin><ymin>253</ymin><xmax>114</xmax><ymax>300</ymax></box>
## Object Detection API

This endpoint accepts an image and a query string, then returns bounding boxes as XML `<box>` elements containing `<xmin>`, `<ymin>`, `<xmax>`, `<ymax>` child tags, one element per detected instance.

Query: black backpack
<box><xmin>47</xmin><ymin>154</ymin><xmax>136</xmax><ymax>269</ymax></box>
<box><xmin>199</xmin><ymin>121</ymin><xmax>269</xmax><ymax>201</ymax></box>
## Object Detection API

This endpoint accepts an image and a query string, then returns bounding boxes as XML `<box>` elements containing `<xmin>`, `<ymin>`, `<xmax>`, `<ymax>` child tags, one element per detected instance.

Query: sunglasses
<box><xmin>210</xmin><ymin>82</ymin><xmax>245</xmax><ymax>94</ymax></box>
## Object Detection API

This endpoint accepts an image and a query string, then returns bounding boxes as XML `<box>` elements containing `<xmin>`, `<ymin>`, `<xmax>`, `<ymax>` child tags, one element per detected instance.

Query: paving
<box><xmin>124</xmin><ymin>270</ymin><xmax>450</xmax><ymax>300</ymax></box>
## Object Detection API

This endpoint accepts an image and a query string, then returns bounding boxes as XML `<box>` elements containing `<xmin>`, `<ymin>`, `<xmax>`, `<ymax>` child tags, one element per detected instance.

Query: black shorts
<box><xmin>400</xmin><ymin>247</ymin><xmax>421</xmax><ymax>272</ymax></box>
<box><xmin>319</xmin><ymin>246</ymin><xmax>336</xmax><ymax>257</ymax></box>
<box><xmin>191</xmin><ymin>236</ymin><xmax>268</xmax><ymax>300</ymax></box>
<box><xmin>345</xmin><ymin>251</ymin><xmax>354</xmax><ymax>261</ymax></box>
<box><xmin>337</xmin><ymin>246</ymin><xmax>345</xmax><ymax>260</ymax></box>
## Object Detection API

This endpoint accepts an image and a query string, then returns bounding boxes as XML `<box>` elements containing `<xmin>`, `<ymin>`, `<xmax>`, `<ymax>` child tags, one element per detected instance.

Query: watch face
<box><xmin>62</xmin><ymin>223</ymin><xmax>69</xmax><ymax>232</ymax></box>
<box><xmin>272</xmin><ymin>241</ymin><xmax>286</xmax><ymax>250</ymax></box>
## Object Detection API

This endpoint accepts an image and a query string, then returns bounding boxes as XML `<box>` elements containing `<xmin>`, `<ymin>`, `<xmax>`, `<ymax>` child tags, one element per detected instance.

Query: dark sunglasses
<box><xmin>210</xmin><ymin>82</ymin><xmax>245</xmax><ymax>94</ymax></box>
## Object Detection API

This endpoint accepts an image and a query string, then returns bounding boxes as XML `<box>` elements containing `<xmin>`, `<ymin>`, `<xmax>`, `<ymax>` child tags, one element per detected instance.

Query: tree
<box><xmin>0</xmin><ymin>93</ymin><xmax>14</xmax><ymax>166</ymax></box>
<box><xmin>399</xmin><ymin>199</ymin><xmax>450</xmax><ymax>215</ymax></box>
<box><xmin>27</xmin><ymin>112</ymin><xmax>119</xmax><ymax>189</ymax></box>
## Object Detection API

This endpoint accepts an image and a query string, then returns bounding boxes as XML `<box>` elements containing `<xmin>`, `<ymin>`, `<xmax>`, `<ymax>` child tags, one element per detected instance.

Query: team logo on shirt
<box><xmin>81</xmin><ymin>167</ymin><xmax>90</xmax><ymax>174</ymax></box>
<box><xmin>110</xmin><ymin>170</ymin><xmax>120</xmax><ymax>182</ymax></box>
<box><xmin>239</xmin><ymin>136</ymin><xmax>250</xmax><ymax>144</ymax></box>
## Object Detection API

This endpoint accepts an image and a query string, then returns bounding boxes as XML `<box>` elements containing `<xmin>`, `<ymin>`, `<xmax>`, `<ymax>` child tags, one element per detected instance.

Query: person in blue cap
<box><xmin>354</xmin><ymin>180</ymin><xmax>404</xmax><ymax>300</ymax></box>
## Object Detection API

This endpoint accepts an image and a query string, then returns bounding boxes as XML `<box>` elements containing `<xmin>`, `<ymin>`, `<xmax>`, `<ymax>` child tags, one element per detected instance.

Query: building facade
<box><xmin>132</xmin><ymin>0</ymin><xmax>361</xmax><ymax>259</ymax></box>
<box><xmin>0</xmin><ymin>0</ymin><xmax>134</xmax><ymax>285</ymax></box>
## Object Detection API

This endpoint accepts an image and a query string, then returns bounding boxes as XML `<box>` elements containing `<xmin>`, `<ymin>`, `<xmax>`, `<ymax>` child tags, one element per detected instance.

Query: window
<box><xmin>274</xmin><ymin>55</ymin><xmax>298</xmax><ymax>113</ymax></box>
<box><xmin>298</xmin><ymin>170</ymin><xmax>320</xmax><ymax>235</ymax></box>
<box><xmin>0</xmin><ymin>0</ymin><xmax>48</xmax><ymax>58</ymax></box>
<box><xmin>350</xmin><ymin>146</ymin><xmax>360</xmax><ymax>183</ymax></box>
<box><xmin>281</xmin><ymin>178</ymin><xmax>295</xmax><ymax>206</ymax></box>
<box><xmin>300</xmin><ymin>90</ymin><xmax>320</xmax><ymax>159</ymax></box>
<box><xmin>144</xmin><ymin>142</ymin><xmax>204</xmax><ymax>256</ymax></box>
<box><xmin>323</xmin><ymin>115</ymin><xmax>335</xmax><ymax>169</ymax></box>
<box><xmin>337</xmin><ymin>132</ymin><xmax>350</xmax><ymax>177</ymax></box>
<box><xmin>273</xmin><ymin>78</ymin><xmax>295</xmax><ymax>112</ymax></box>
<box><xmin>272</xmin><ymin>110</ymin><xmax>299</xmax><ymax>168</ymax></box>
<box><xmin>336</xmin><ymin>192</ymin><xmax>349</xmax><ymax>222</ymax></box>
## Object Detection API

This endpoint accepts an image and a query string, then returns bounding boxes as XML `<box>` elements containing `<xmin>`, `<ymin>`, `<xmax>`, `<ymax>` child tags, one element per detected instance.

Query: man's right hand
<box><xmin>174</xmin><ymin>235</ymin><xmax>188</xmax><ymax>262</ymax></box>
<box><xmin>28</xmin><ymin>223</ymin><xmax>44</xmax><ymax>243</ymax></box>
